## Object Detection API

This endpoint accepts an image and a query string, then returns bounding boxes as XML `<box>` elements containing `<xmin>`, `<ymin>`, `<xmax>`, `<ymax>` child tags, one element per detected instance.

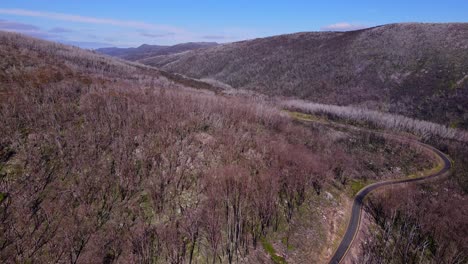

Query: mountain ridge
<box><xmin>95</xmin><ymin>41</ymin><xmax>218</xmax><ymax>61</ymax></box>
<box><xmin>137</xmin><ymin>23</ymin><xmax>468</xmax><ymax>128</ymax></box>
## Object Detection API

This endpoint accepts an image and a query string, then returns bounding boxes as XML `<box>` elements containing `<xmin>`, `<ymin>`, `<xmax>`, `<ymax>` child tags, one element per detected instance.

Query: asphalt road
<box><xmin>328</xmin><ymin>142</ymin><xmax>452</xmax><ymax>264</ymax></box>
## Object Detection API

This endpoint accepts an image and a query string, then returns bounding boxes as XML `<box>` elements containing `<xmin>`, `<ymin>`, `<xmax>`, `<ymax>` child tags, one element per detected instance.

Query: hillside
<box><xmin>140</xmin><ymin>23</ymin><xmax>468</xmax><ymax>128</ymax></box>
<box><xmin>3</xmin><ymin>31</ymin><xmax>456</xmax><ymax>263</ymax></box>
<box><xmin>96</xmin><ymin>42</ymin><xmax>218</xmax><ymax>61</ymax></box>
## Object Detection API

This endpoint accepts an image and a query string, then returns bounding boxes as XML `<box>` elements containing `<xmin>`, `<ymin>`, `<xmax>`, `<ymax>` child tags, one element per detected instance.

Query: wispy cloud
<box><xmin>321</xmin><ymin>22</ymin><xmax>369</xmax><ymax>32</ymax></box>
<box><xmin>0</xmin><ymin>8</ymin><xmax>253</xmax><ymax>47</ymax></box>
<box><xmin>0</xmin><ymin>19</ymin><xmax>54</xmax><ymax>40</ymax></box>
<box><xmin>202</xmin><ymin>35</ymin><xmax>227</xmax><ymax>40</ymax></box>
<box><xmin>0</xmin><ymin>8</ymin><xmax>185</xmax><ymax>33</ymax></box>
<box><xmin>0</xmin><ymin>18</ymin><xmax>114</xmax><ymax>48</ymax></box>
<box><xmin>62</xmin><ymin>40</ymin><xmax>116</xmax><ymax>49</ymax></box>
<box><xmin>0</xmin><ymin>19</ymin><xmax>40</xmax><ymax>31</ymax></box>
<box><xmin>48</xmin><ymin>27</ymin><xmax>73</xmax><ymax>33</ymax></box>
<box><xmin>141</xmin><ymin>32</ymin><xmax>175</xmax><ymax>38</ymax></box>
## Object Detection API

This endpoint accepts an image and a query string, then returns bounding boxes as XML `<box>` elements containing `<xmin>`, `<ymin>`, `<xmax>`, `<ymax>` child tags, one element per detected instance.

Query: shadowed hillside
<box><xmin>140</xmin><ymin>23</ymin><xmax>468</xmax><ymax>128</ymax></box>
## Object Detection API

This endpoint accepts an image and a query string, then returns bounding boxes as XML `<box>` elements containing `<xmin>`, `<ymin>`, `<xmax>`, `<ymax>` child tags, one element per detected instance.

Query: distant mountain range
<box><xmin>95</xmin><ymin>42</ymin><xmax>218</xmax><ymax>61</ymax></box>
<box><xmin>130</xmin><ymin>23</ymin><xmax>468</xmax><ymax>128</ymax></box>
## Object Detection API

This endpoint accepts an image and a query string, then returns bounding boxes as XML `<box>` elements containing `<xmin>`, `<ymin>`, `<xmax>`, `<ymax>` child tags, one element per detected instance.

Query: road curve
<box><xmin>328</xmin><ymin>141</ymin><xmax>452</xmax><ymax>264</ymax></box>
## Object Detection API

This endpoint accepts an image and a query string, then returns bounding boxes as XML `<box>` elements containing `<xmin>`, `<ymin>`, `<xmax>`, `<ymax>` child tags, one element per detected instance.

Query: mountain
<box><xmin>0</xmin><ymin>30</ymin><xmax>345</xmax><ymax>263</ymax></box>
<box><xmin>95</xmin><ymin>42</ymin><xmax>218</xmax><ymax>61</ymax></box>
<box><xmin>1</xmin><ymin>30</ymin><xmax>467</xmax><ymax>264</ymax></box>
<box><xmin>140</xmin><ymin>23</ymin><xmax>468</xmax><ymax>128</ymax></box>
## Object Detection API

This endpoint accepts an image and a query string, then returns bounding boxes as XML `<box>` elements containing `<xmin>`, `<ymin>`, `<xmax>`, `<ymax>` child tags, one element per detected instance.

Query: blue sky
<box><xmin>0</xmin><ymin>1</ymin><xmax>467</xmax><ymax>48</ymax></box>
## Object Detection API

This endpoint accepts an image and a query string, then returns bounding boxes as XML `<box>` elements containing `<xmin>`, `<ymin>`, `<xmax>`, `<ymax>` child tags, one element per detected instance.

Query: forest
<box><xmin>0</xmin><ymin>31</ymin><xmax>467</xmax><ymax>264</ymax></box>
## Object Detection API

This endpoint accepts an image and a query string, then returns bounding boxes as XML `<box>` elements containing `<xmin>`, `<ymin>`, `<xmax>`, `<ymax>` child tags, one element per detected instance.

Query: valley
<box><xmin>1</xmin><ymin>20</ymin><xmax>467</xmax><ymax>264</ymax></box>
<box><xmin>129</xmin><ymin>23</ymin><xmax>468</xmax><ymax>129</ymax></box>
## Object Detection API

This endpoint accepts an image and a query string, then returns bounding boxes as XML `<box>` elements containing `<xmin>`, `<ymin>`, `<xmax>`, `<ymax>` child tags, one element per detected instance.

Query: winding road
<box><xmin>328</xmin><ymin>140</ymin><xmax>452</xmax><ymax>264</ymax></box>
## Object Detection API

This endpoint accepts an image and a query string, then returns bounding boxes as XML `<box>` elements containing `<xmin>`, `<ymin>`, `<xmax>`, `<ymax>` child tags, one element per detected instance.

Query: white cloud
<box><xmin>0</xmin><ymin>8</ymin><xmax>184</xmax><ymax>34</ymax></box>
<box><xmin>321</xmin><ymin>22</ymin><xmax>369</xmax><ymax>32</ymax></box>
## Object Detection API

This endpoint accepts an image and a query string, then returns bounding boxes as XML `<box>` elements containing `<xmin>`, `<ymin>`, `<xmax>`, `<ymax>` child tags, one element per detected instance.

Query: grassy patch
<box><xmin>0</xmin><ymin>192</ymin><xmax>6</xmax><ymax>204</ymax></box>
<box><xmin>350</xmin><ymin>179</ymin><xmax>367</xmax><ymax>197</ymax></box>
<box><xmin>139</xmin><ymin>191</ymin><xmax>155</xmax><ymax>223</ymax></box>
<box><xmin>330</xmin><ymin>208</ymin><xmax>351</xmax><ymax>254</ymax></box>
<box><xmin>407</xmin><ymin>153</ymin><xmax>444</xmax><ymax>179</ymax></box>
<box><xmin>281</xmin><ymin>237</ymin><xmax>295</xmax><ymax>251</ymax></box>
<box><xmin>284</xmin><ymin>110</ymin><xmax>327</xmax><ymax>123</ymax></box>
<box><xmin>0</xmin><ymin>162</ymin><xmax>23</xmax><ymax>180</ymax></box>
<box><xmin>261</xmin><ymin>237</ymin><xmax>287</xmax><ymax>264</ymax></box>
<box><xmin>449</xmin><ymin>121</ymin><xmax>459</xmax><ymax>128</ymax></box>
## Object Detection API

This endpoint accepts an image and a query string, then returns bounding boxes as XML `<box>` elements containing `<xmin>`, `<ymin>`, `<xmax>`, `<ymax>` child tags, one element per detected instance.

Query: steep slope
<box><xmin>0</xmin><ymin>31</ymin><xmax>338</xmax><ymax>263</ymax></box>
<box><xmin>0</xmin><ymin>31</ymin><xmax>330</xmax><ymax>262</ymax></box>
<box><xmin>141</xmin><ymin>23</ymin><xmax>468</xmax><ymax>128</ymax></box>
<box><xmin>0</xmin><ymin>31</ymin><xmax>442</xmax><ymax>263</ymax></box>
<box><xmin>96</xmin><ymin>42</ymin><xmax>218</xmax><ymax>61</ymax></box>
